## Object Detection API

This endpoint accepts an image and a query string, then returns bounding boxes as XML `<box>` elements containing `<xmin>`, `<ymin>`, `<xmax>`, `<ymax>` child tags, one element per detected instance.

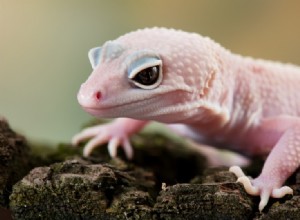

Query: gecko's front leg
<box><xmin>230</xmin><ymin>116</ymin><xmax>300</xmax><ymax>211</ymax></box>
<box><xmin>72</xmin><ymin>118</ymin><xmax>148</xmax><ymax>159</ymax></box>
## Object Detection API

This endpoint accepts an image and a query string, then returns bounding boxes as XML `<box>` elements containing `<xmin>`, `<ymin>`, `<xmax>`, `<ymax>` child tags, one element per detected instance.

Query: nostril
<box><xmin>95</xmin><ymin>91</ymin><xmax>102</xmax><ymax>101</ymax></box>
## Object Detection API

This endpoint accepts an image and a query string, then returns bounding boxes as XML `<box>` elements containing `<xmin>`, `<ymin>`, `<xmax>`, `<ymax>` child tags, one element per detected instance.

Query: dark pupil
<box><xmin>133</xmin><ymin>66</ymin><xmax>159</xmax><ymax>85</ymax></box>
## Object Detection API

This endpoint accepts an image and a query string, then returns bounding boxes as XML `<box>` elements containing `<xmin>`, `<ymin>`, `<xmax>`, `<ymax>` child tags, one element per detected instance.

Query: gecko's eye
<box><xmin>133</xmin><ymin>66</ymin><xmax>160</xmax><ymax>85</ymax></box>
<box><xmin>128</xmin><ymin>56</ymin><xmax>163</xmax><ymax>89</ymax></box>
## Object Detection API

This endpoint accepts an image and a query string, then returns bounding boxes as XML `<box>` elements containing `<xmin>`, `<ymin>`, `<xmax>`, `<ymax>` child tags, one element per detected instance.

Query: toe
<box><xmin>229</xmin><ymin>166</ymin><xmax>247</xmax><ymax>178</ymax></box>
<box><xmin>271</xmin><ymin>186</ymin><xmax>293</xmax><ymax>198</ymax></box>
<box><xmin>108</xmin><ymin>137</ymin><xmax>120</xmax><ymax>158</ymax></box>
<box><xmin>259</xmin><ymin>190</ymin><xmax>271</xmax><ymax>212</ymax></box>
<box><xmin>122</xmin><ymin>138</ymin><xmax>134</xmax><ymax>159</ymax></box>
<box><xmin>237</xmin><ymin>176</ymin><xmax>260</xmax><ymax>195</ymax></box>
<box><xmin>72</xmin><ymin>127</ymin><xmax>102</xmax><ymax>146</ymax></box>
<box><xmin>83</xmin><ymin>133</ymin><xmax>108</xmax><ymax>157</ymax></box>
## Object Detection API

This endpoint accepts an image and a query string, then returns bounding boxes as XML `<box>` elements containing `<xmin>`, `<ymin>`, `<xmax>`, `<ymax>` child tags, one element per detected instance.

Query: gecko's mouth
<box><xmin>81</xmin><ymin>93</ymin><xmax>164</xmax><ymax>118</ymax></box>
<box><xmin>81</xmin><ymin>94</ymin><xmax>153</xmax><ymax>114</ymax></box>
<box><xmin>81</xmin><ymin>88</ymin><xmax>205</xmax><ymax>123</ymax></box>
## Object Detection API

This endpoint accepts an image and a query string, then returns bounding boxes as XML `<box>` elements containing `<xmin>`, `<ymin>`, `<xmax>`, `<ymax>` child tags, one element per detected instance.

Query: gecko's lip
<box><xmin>80</xmin><ymin>87</ymin><xmax>194</xmax><ymax>118</ymax></box>
<box><xmin>80</xmin><ymin>92</ymin><xmax>158</xmax><ymax>114</ymax></box>
<box><xmin>81</xmin><ymin>107</ymin><xmax>102</xmax><ymax>115</ymax></box>
<box><xmin>80</xmin><ymin>102</ymin><xmax>134</xmax><ymax>117</ymax></box>
<box><xmin>80</xmin><ymin>94</ymin><xmax>164</xmax><ymax>118</ymax></box>
<box><xmin>81</xmin><ymin>98</ymin><xmax>141</xmax><ymax>112</ymax></box>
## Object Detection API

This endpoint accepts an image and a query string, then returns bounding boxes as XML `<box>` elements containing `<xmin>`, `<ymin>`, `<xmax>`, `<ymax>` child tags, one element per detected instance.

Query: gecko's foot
<box><xmin>72</xmin><ymin>124</ymin><xmax>133</xmax><ymax>159</ymax></box>
<box><xmin>229</xmin><ymin>166</ymin><xmax>293</xmax><ymax>212</ymax></box>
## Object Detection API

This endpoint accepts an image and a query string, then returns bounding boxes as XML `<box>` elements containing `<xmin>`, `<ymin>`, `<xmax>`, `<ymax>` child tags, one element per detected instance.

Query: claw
<box><xmin>259</xmin><ymin>190</ymin><xmax>271</xmax><ymax>212</ymax></box>
<box><xmin>107</xmin><ymin>138</ymin><xmax>134</xmax><ymax>159</ymax></box>
<box><xmin>122</xmin><ymin>138</ymin><xmax>134</xmax><ymax>159</ymax></box>
<box><xmin>108</xmin><ymin>137</ymin><xmax>120</xmax><ymax>158</ymax></box>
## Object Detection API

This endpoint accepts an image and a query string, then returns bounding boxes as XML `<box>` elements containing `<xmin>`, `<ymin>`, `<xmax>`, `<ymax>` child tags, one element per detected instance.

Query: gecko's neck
<box><xmin>222</xmin><ymin>52</ymin><xmax>300</xmax><ymax>141</ymax></box>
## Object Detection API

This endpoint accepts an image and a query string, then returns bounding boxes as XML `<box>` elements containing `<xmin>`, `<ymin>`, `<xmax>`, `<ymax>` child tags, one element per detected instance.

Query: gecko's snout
<box><xmin>77</xmin><ymin>83</ymin><xmax>103</xmax><ymax>109</ymax></box>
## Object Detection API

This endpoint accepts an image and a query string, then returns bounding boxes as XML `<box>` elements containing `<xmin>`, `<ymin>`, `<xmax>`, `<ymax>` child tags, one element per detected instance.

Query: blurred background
<box><xmin>1</xmin><ymin>0</ymin><xmax>300</xmax><ymax>145</ymax></box>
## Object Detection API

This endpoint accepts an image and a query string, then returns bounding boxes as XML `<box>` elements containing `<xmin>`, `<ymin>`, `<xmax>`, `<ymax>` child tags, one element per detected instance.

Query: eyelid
<box><xmin>128</xmin><ymin>57</ymin><xmax>162</xmax><ymax>79</ymax></box>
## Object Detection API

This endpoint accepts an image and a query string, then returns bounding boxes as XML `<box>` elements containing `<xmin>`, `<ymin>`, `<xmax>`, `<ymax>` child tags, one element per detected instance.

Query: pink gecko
<box><xmin>72</xmin><ymin>27</ymin><xmax>299</xmax><ymax>211</ymax></box>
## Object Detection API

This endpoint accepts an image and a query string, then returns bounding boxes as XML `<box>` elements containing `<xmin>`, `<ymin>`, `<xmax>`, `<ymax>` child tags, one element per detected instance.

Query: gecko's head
<box><xmin>77</xmin><ymin>28</ymin><xmax>225</xmax><ymax>123</ymax></box>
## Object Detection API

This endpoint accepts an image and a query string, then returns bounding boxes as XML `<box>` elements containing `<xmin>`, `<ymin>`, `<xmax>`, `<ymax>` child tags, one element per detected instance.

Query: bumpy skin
<box><xmin>72</xmin><ymin>27</ymin><xmax>300</xmax><ymax>211</ymax></box>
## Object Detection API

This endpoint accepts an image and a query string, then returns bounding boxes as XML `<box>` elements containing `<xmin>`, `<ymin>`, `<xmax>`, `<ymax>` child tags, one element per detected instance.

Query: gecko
<box><xmin>72</xmin><ymin>27</ymin><xmax>300</xmax><ymax>211</ymax></box>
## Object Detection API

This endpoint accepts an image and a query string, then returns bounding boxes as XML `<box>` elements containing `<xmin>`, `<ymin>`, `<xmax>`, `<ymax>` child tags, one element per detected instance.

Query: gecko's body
<box><xmin>73</xmin><ymin>28</ymin><xmax>300</xmax><ymax>211</ymax></box>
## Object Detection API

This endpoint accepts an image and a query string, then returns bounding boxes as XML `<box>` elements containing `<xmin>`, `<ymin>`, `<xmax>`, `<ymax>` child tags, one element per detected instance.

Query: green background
<box><xmin>1</xmin><ymin>1</ymin><xmax>300</xmax><ymax>145</ymax></box>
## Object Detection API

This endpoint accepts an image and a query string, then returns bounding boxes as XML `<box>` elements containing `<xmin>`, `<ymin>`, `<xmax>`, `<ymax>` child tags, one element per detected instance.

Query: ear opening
<box><xmin>88</xmin><ymin>47</ymin><xmax>102</xmax><ymax>69</ymax></box>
